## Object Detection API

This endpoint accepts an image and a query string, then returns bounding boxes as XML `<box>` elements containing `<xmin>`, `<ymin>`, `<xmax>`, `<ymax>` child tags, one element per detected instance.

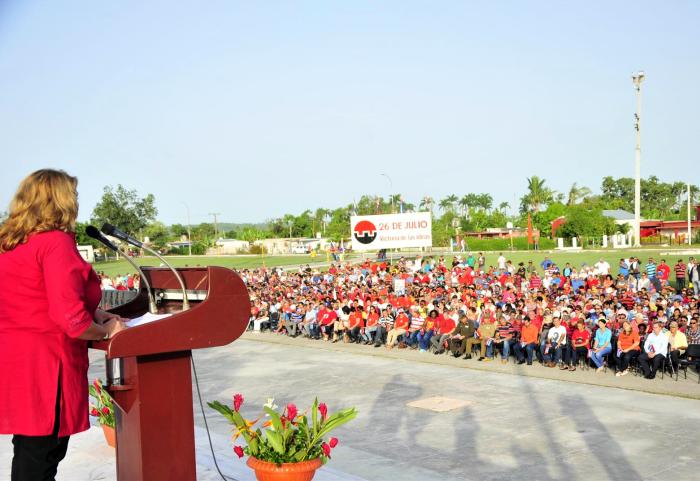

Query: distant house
<box><xmin>77</xmin><ymin>245</ymin><xmax>95</xmax><ymax>263</ymax></box>
<box><xmin>640</xmin><ymin>205</ymin><xmax>700</xmax><ymax>241</ymax></box>
<box><xmin>213</xmin><ymin>239</ymin><xmax>250</xmax><ymax>254</ymax></box>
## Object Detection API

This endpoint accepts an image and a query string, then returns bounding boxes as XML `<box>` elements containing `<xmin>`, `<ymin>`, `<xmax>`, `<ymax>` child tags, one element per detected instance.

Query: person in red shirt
<box><xmin>386</xmin><ymin>310</ymin><xmax>409</xmax><ymax>349</ymax></box>
<box><xmin>345</xmin><ymin>307</ymin><xmax>364</xmax><ymax>343</ymax></box>
<box><xmin>0</xmin><ymin>170</ymin><xmax>126</xmax><ymax>480</ymax></box>
<box><xmin>361</xmin><ymin>305</ymin><xmax>380</xmax><ymax>344</ymax></box>
<box><xmin>318</xmin><ymin>305</ymin><xmax>337</xmax><ymax>341</ymax></box>
<box><xmin>430</xmin><ymin>312</ymin><xmax>456</xmax><ymax>353</ymax></box>
<box><xmin>657</xmin><ymin>259</ymin><xmax>671</xmax><ymax>286</ymax></box>
<box><xmin>567</xmin><ymin>320</ymin><xmax>591</xmax><ymax>371</ymax></box>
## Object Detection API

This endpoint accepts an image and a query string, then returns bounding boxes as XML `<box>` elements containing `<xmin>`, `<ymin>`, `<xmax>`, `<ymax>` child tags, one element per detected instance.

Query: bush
<box><xmin>460</xmin><ymin>237</ymin><xmax>555</xmax><ymax>251</ymax></box>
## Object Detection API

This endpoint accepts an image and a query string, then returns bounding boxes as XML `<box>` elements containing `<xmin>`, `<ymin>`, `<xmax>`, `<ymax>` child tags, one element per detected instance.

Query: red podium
<box><xmin>91</xmin><ymin>266</ymin><xmax>250</xmax><ymax>481</ymax></box>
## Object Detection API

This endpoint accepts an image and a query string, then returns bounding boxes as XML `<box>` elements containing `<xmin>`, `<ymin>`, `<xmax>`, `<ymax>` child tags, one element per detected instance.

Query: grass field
<box><xmin>93</xmin><ymin>254</ymin><xmax>322</xmax><ymax>276</ymax></box>
<box><xmin>93</xmin><ymin>247</ymin><xmax>700</xmax><ymax>277</ymax></box>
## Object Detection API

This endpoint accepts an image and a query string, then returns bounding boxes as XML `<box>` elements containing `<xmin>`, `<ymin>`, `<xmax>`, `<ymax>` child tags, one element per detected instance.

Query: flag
<box><xmin>527</xmin><ymin>213</ymin><xmax>534</xmax><ymax>245</ymax></box>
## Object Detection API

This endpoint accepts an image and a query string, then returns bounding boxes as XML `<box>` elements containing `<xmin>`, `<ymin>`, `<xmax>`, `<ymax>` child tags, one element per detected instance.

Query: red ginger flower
<box><xmin>90</xmin><ymin>408</ymin><xmax>99</xmax><ymax>416</ymax></box>
<box><xmin>318</xmin><ymin>403</ymin><xmax>328</xmax><ymax>421</ymax></box>
<box><xmin>329</xmin><ymin>437</ymin><xmax>338</xmax><ymax>448</ymax></box>
<box><xmin>101</xmin><ymin>407</ymin><xmax>110</xmax><ymax>415</ymax></box>
<box><xmin>286</xmin><ymin>403</ymin><xmax>297</xmax><ymax>421</ymax></box>
<box><xmin>321</xmin><ymin>442</ymin><xmax>331</xmax><ymax>457</ymax></box>
<box><xmin>233</xmin><ymin>446</ymin><xmax>244</xmax><ymax>458</ymax></box>
<box><xmin>233</xmin><ymin>393</ymin><xmax>244</xmax><ymax>412</ymax></box>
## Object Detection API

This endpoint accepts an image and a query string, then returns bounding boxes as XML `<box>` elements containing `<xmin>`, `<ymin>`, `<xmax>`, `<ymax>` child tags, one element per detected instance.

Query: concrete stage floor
<box><xmin>2</xmin><ymin>334</ymin><xmax>699</xmax><ymax>480</ymax></box>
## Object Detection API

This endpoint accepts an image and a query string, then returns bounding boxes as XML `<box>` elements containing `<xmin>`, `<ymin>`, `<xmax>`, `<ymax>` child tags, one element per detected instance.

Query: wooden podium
<box><xmin>91</xmin><ymin>266</ymin><xmax>250</xmax><ymax>481</ymax></box>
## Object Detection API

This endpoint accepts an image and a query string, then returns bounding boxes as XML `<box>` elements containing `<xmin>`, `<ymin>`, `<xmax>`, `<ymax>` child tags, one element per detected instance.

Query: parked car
<box><xmin>291</xmin><ymin>245</ymin><xmax>308</xmax><ymax>254</ymax></box>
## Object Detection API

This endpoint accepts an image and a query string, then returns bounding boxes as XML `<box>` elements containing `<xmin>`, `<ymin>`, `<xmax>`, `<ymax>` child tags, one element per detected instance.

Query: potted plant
<box><xmin>209</xmin><ymin>394</ymin><xmax>356</xmax><ymax>481</ymax></box>
<box><xmin>89</xmin><ymin>378</ymin><xmax>116</xmax><ymax>447</ymax></box>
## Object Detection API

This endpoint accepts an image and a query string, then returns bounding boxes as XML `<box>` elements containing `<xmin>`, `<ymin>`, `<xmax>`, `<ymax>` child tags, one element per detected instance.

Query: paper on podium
<box><xmin>126</xmin><ymin>312</ymin><xmax>173</xmax><ymax>328</ymax></box>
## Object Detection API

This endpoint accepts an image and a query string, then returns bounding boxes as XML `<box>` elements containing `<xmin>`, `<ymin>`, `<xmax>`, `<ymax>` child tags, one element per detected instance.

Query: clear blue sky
<box><xmin>1</xmin><ymin>1</ymin><xmax>698</xmax><ymax>225</ymax></box>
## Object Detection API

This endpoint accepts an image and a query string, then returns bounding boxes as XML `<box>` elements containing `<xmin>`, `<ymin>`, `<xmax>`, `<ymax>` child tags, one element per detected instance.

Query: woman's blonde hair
<box><xmin>0</xmin><ymin>169</ymin><xmax>78</xmax><ymax>252</ymax></box>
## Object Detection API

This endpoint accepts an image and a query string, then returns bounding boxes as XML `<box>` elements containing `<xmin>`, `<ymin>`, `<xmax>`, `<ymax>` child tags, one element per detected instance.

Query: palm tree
<box><xmin>521</xmin><ymin>176</ymin><xmax>555</xmax><ymax>213</ymax></box>
<box><xmin>438</xmin><ymin>198</ymin><xmax>453</xmax><ymax>213</ymax></box>
<box><xmin>420</xmin><ymin>196</ymin><xmax>434</xmax><ymax>215</ymax></box>
<box><xmin>476</xmin><ymin>193</ymin><xmax>493</xmax><ymax>213</ymax></box>
<box><xmin>442</xmin><ymin>194</ymin><xmax>458</xmax><ymax>214</ymax></box>
<box><xmin>458</xmin><ymin>196</ymin><xmax>470</xmax><ymax>218</ymax></box>
<box><xmin>566</xmin><ymin>183</ymin><xmax>592</xmax><ymax>206</ymax></box>
<box><xmin>498</xmin><ymin>201</ymin><xmax>510</xmax><ymax>214</ymax></box>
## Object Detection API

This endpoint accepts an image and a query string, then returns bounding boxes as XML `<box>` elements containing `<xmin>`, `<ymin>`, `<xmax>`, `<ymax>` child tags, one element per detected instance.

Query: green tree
<box><xmin>555</xmin><ymin>206</ymin><xmax>616</xmax><ymax>241</ymax></box>
<box><xmin>566</xmin><ymin>183</ymin><xmax>592</xmax><ymax>206</ymax></box>
<box><xmin>419</xmin><ymin>196</ymin><xmax>434</xmax><ymax>215</ymax></box>
<box><xmin>520</xmin><ymin>176</ymin><xmax>555</xmax><ymax>214</ymax></box>
<box><xmin>143</xmin><ymin>221</ymin><xmax>170</xmax><ymax>248</ymax></box>
<box><xmin>91</xmin><ymin>185</ymin><xmax>157</xmax><ymax>237</ymax></box>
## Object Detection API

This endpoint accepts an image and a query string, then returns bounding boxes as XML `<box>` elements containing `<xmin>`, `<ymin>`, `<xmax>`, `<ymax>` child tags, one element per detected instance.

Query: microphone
<box><xmin>101</xmin><ymin>223</ymin><xmax>190</xmax><ymax>311</ymax></box>
<box><xmin>86</xmin><ymin>225</ymin><xmax>158</xmax><ymax>314</ymax></box>
<box><xmin>100</xmin><ymin>223</ymin><xmax>143</xmax><ymax>248</ymax></box>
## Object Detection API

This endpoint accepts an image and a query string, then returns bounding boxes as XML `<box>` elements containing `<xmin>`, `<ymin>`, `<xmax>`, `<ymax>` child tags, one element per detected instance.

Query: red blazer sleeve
<box><xmin>40</xmin><ymin>232</ymin><xmax>94</xmax><ymax>338</ymax></box>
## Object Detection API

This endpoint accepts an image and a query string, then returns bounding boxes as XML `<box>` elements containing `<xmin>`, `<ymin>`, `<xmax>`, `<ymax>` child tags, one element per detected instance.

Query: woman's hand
<box><xmin>95</xmin><ymin>309</ymin><xmax>128</xmax><ymax>325</ymax></box>
<box><xmin>103</xmin><ymin>318</ymin><xmax>127</xmax><ymax>339</ymax></box>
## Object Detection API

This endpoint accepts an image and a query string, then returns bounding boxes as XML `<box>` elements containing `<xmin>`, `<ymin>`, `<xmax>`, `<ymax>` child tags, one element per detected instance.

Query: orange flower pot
<box><xmin>246</xmin><ymin>457</ymin><xmax>322</xmax><ymax>481</ymax></box>
<box><xmin>101</xmin><ymin>424</ymin><xmax>116</xmax><ymax>448</ymax></box>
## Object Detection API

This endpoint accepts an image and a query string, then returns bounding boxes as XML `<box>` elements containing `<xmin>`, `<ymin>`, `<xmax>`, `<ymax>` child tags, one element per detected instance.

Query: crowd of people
<box><xmin>244</xmin><ymin>253</ymin><xmax>700</xmax><ymax>380</ymax></box>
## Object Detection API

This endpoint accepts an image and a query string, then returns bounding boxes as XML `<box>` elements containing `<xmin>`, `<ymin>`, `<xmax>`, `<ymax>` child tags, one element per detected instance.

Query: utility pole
<box><xmin>182</xmin><ymin>202</ymin><xmax>192</xmax><ymax>256</ymax></box>
<box><xmin>688</xmin><ymin>183</ymin><xmax>692</xmax><ymax>246</ymax></box>
<box><xmin>209</xmin><ymin>213</ymin><xmax>221</xmax><ymax>254</ymax></box>
<box><xmin>632</xmin><ymin>71</ymin><xmax>645</xmax><ymax>247</ymax></box>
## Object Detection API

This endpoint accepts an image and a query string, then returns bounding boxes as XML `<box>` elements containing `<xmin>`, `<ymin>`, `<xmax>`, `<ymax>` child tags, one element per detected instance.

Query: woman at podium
<box><xmin>0</xmin><ymin>169</ymin><xmax>125</xmax><ymax>481</ymax></box>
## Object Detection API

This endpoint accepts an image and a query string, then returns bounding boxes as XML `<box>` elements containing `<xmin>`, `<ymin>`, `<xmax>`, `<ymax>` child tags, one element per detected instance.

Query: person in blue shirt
<box><xmin>618</xmin><ymin>258</ymin><xmax>630</xmax><ymax>278</ymax></box>
<box><xmin>541</xmin><ymin>257</ymin><xmax>554</xmax><ymax>270</ymax></box>
<box><xmin>591</xmin><ymin>319</ymin><xmax>612</xmax><ymax>371</ymax></box>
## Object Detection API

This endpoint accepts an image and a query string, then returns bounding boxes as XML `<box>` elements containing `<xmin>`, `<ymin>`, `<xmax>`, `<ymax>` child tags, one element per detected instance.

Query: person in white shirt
<box><xmin>594</xmin><ymin>258</ymin><xmax>611</xmax><ymax>276</ymax></box>
<box><xmin>640</xmin><ymin>321</ymin><xmax>669</xmax><ymax>379</ymax></box>
<box><xmin>497</xmin><ymin>253</ymin><xmax>507</xmax><ymax>271</ymax></box>
<box><xmin>543</xmin><ymin>316</ymin><xmax>567</xmax><ymax>367</ymax></box>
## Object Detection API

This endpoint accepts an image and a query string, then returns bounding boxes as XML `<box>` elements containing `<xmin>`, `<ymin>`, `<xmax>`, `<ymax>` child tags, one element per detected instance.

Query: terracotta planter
<box><xmin>101</xmin><ymin>424</ymin><xmax>116</xmax><ymax>448</ymax></box>
<box><xmin>246</xmin><ymin>457</ymin><xmax>322</xmax><ymax>481</ymax></box>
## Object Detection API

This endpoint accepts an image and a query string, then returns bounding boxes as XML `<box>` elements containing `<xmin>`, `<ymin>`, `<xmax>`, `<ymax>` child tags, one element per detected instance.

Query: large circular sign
<box><xmin>353</xmin><ymin>220</ymin><xmax>377</xmax><ymax>245</ymax></box>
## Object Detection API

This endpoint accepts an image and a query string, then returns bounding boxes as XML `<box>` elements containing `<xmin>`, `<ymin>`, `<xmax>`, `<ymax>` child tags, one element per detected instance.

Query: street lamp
<box><xmin>181</xmin><ymin>202</ymin><xmax>192</xmax><ymax>256</ymax></box>
<box><xmin>632</xmin><ymin>71</ymin><xmax>645</xmax><ymax>247</ymax></box>
<box><xmin>381</xmin><ymin>173</ymin><xmax>393</xmax><ymax>212</ymax></box>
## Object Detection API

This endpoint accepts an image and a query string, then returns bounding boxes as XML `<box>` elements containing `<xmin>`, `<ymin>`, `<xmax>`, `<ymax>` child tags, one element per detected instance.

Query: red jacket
<box><xmin>0</xmin><ymin>231</ymin><xmax>101</xmax><ymax>436</ymax></box>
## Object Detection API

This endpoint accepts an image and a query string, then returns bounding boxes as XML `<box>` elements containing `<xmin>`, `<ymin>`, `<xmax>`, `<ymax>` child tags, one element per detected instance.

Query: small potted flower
<box><xmin>89</xmin><ymin>378</ymin><xmax>116</xmax><ymax>447</ymax></box>
<box><xmin>209</xmin><ymin>395</ymin><xmax>356</xmax><ymax>481</ymax></box>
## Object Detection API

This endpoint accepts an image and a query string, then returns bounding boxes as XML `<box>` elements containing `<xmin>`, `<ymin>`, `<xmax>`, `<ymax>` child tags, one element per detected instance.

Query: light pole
<box><xmin>209</xmin><ymin>212</ymin><xmax>221</xmax><ymax>254</ymax></box>
<box><xmin>182</xmin><ymin>202</ymin><xmax>192</xmax><ymax>256</ymax></box>
<box><xmin>381</xmin><ymin>173</ymin><xmax>393</xmax><ymax>212</ymax></box>
<box><xmin>632</xmin><ymin>71</ymin><xmax>645</xmax><ymax>247</ymax></box>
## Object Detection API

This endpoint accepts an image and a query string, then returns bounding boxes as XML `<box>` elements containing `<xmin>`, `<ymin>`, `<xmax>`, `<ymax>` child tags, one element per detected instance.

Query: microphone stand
<box><xmin>101</xmin><ymin>224</ymin><xmax>189</xmax><ymax>310</ymax></box>
<box><xmin>111</xmin><ymin>252</ymin><xmax>158</xmax><ymax>314</ymax></box>
<box><xmin>87</xmin><ymin>227</ymin><xmax>158</xmax><ymax>314</ymax></box>
<box><xmin>139</xmin><ymin>245</ymin><xmax>190</xmax><ymax>310</ymax></box>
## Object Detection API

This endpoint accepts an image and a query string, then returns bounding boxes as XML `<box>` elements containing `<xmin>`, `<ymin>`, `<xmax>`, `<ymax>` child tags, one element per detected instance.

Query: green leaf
<box><xmin>265</xmin><ymin>430</ymin><xmax>285</xmax><ymax>455</ymax></box>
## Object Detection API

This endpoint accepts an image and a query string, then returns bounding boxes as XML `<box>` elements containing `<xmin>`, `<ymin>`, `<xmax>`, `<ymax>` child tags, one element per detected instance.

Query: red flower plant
<box><xmin>286</xmin><ymin>403</ymin><xmax>297</xmax><ymax>421</ymax></box>
<box><xmin>233</xmin><ymin>393</ymin><xmax>244</xmax><ymax>412</ymax></box>
<box><xmin>318</xmin><ymin>402</ymin><xmax>328</xmax><ymax>421</ymax></box>
<box><xmin>321</xmin><ymin>442</ymin><xmax>331</xmax><ymax>457</ymax></box>
<box><xmin>329</xmin><ymin>437</ymin><xmax>338</xmax><ymax>448</ymax></box>
<box><xmin>90</xmin><ymin>408</ymin><xmax>99</xmax><ymax>416</ymax></box>
<box><xmin>101</xmin><ymin>407</ymin><xmax>110</xmax><ymax>415</ymax></box>
<box><xmin>233</xmin><ymin>446</ymin><xmax>244</xmax><ymax>458</ymax></box>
